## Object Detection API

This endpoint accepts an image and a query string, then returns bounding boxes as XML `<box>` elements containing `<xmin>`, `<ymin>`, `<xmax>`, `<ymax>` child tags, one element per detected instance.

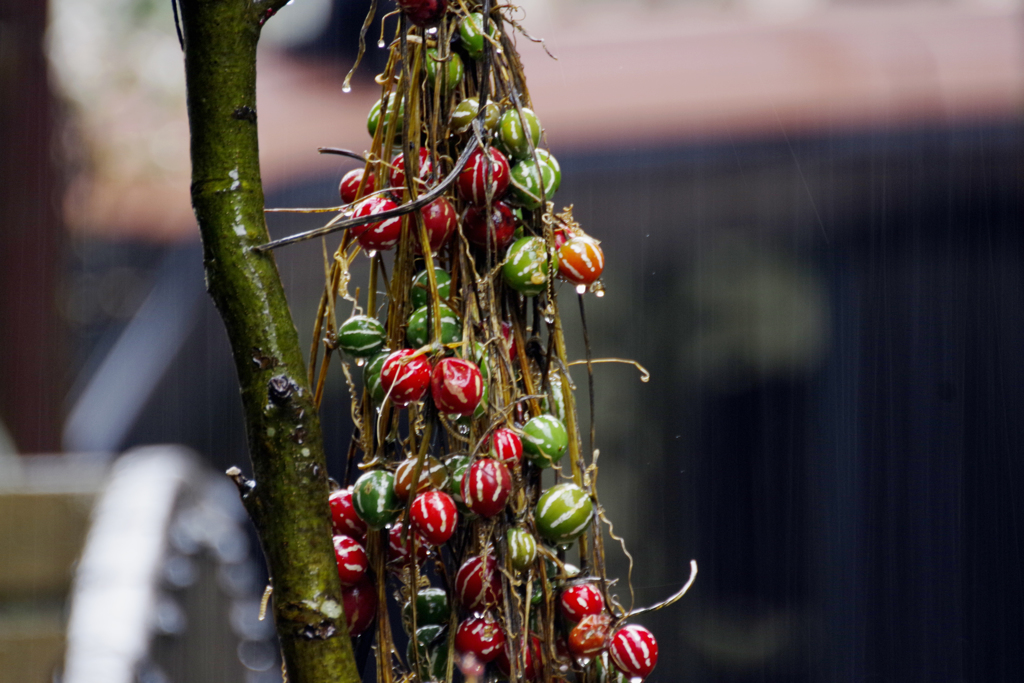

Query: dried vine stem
<box><xmin>627</xmin><ymin>560</ymin><xmax>699</xmax><ymax>617</ymax></box>
<box><xmin>565</xmin><ymin>358</ymin><xmax>651</xmax><ymax>382</ymax></box>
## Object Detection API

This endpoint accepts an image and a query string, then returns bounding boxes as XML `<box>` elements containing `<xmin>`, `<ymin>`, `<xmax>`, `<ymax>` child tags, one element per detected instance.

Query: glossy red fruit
<box><xmin>396</xmin><ymin>0</ymin><xmax>447</xmax><ymax>27</ymax></box>
<box><xmin>455</xmin><ymin>553</ymin><xmax>501</xmax><ymax>610</ymax></box>
<box><xmin>462</xmin><ymin>201</ymin><xmax>516</xmax><ymax>249</ymax></box>
<box><xmin>341</xmin><ymin>577</ymin><xmax>377</xmax><ymax>636</ymax></box>
<box><xmin>380</xmin><ymin>350</ymin><xmax>431</xmax><ymax>406</ymax></box>
<box><xmin>558</xmin><ymin>234</ymin><xmax>605</xmax><ymax>286</ymax></box>
<box><xmin>490</xmin><ymin>428</ymin><xmax>522</xmax><ymax>464</ymax></box>
<box><xmin>609</xmin><ymin>624</ymin><xmax>658</xmax><ymax>680</ymax></box>
<box><xmin>390</xmin><ymin>147</ymin><xmax>435</xmax><ymax>190</ymax></box>
<box><xmin>339</xmin><ymin>168</ymin><xmax>375</xmax><ymax>204</ymax></box>
<box><xmin>455</xmin><ymin>615</ymin><xmax>506</xmax><ymax>663</ymax></box>
<box><xmin>568</xmin><ymin>614</ymin><xmax>612</xmax><ymax>661</ymax></box>
<box><xmin>460</xmin><ymin>458</ymin><xmax>512</xmax><ymax>518</ymax></box>
<box><xmin>495</xmin><ymin>634</ymin><xmax>544</xmax><ymax>680</ymax></box>
<box><xmin>329</xmin><ymin>486</ymin><xmax>368</xmax><ymax>538</ymax></box>
<box><xmin>457</xmin><ymin>147</ymin><xmax>510</xmax><ymax>205</ymax></box>
<box><xmin>410</xmin><ymin>490</ymin><xmax>459</xmax><ymax>545</ymax></box>
<box><xmin>417</xmin><ymin>197</ymin><xmax>457</xmax><ymax>253</ymax></box>
<box><xmin>352</xmin><ymin>195</ymin><xmax>402</xmax><ymax>251</ymax></box>
<box><xmin>560</xmin><ymin>583</ymin><xmax>605</xmax><ymax>623</ymax></box>
<box><xmin>431</xmin><ymin>358</ymin><xmax>484</xmax><ymax>416</ymax></box>
<box><xmin>389</xmin><ymin>522</ymin><xmax>432</xmax><ymax>563</ymax></box>
<box><xmin>333</xmin><ymin>534</ymin><xmax>369</xmax><ymax>586</ymax></box>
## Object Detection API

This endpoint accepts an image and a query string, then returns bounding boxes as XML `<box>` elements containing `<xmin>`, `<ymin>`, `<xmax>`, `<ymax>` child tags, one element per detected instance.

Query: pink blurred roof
<box><xmin>69</xmin><ymin>3</ymin><xmax>1024</xmax><ymax>241</ymax></box>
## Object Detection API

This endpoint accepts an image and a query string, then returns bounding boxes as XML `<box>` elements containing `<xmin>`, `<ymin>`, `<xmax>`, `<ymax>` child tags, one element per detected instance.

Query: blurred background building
<box><xmin>0</xmin><ymin>0</ymin><xmax>1022</xmax><ymax>680</ymax></box>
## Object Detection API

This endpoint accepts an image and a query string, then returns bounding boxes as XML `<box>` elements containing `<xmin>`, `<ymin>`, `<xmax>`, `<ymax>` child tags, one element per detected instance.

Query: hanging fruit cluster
<box><xmin>285</xmin><ymin>1</ymin><xmax>695</xmax><ymax>680</ymax></box>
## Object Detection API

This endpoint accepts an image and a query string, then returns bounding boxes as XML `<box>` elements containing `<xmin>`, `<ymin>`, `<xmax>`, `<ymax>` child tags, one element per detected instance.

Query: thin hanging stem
<box><xmin>627</xmin><ymin>560</ymin><xmax>699</xmax><ymax>618</ymax></box>
<box><xmin>255</xmin><ymin>133</ymin><xmax>481</xmax><ymax>252</ymax></box>
<box><xmin>577</xmin><ymin>293</ymin><xmax>596</xmax><ymax>461</ymax></box>
<box><xmin>341</xmin><ymin>0</ymin><xmax>378</xmax><ymax>92</ymax></box>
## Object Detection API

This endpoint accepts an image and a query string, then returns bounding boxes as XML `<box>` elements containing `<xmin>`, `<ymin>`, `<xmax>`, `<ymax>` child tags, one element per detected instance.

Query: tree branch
<box><xmin>178</xmin><ymin>1</ymin><xmax>360</xmax><ymax>681</ymax></box>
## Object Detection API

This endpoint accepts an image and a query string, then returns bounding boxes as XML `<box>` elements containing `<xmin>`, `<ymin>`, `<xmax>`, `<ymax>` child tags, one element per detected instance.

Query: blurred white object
<box><xmin>63</xmin><ymin>446</ymin><xmax>198</xmax><ymax>683</ymax></box>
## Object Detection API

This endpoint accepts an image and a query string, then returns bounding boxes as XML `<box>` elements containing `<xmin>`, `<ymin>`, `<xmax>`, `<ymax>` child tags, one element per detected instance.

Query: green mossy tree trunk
<box><xmin>178</xmin><ymin>2</ymin><xmax>360</xmax><ymax>682</ymax></box>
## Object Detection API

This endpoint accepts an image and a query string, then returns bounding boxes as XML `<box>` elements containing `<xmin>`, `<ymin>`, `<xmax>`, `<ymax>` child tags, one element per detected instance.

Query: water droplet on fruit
<box><xmin>576</xmin><ymin>284</ymin><xmax>586</xmax><ymax>294</ymax></box>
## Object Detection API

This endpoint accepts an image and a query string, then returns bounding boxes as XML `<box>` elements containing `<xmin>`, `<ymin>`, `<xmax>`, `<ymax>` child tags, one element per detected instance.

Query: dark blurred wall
<box><xmin>0</xmin><ymin>0</ymin><xmax>64</xmax><ymax>452</ymax></box>
<box><xmin>558</xmin><ymin>124</ymin><xmax>1024</xmax><ymax>682</ymax></box>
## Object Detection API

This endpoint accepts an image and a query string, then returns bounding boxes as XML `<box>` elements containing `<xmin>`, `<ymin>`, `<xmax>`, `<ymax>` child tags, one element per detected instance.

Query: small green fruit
<box><xmin>445</xmin><ymin>454</ymin><xmax>471</xmax><ymax>501</ymax></box>
<box><xmin>503</xmin><ymin>236</ymin><xmax>558</xmax><ymax>297</ymax></box>
<box><xmin>352</xmin><ymin>469</ymin><xmax>399</xmax><ymax>529</ymax></box>
<box><xmin>450</xmin><ymin>97</ymin><xmax>500</xmax><ymax>134</ymax></box>
<box><xmin>367</xmin><ymin>94</ymin><xmax>405</xmax><ymax>141</ymax></box>
<box><xmin>425</xmin><ymin>49</ymin><xmax>464</xmax><ymax>94</ymax></box>
<box><xmin>498</xmin><ymin>107</ymin><xmax>542</xmax><ymax>159</ymax></box>
<box><xmin>336</xmin><ymin>315</ymin><xmax>386</xmax><ymax>357</ymax></box>
<box><xmin>402</xmin><ymin>587</ymin><xmax>451</xmax><ymax>627</ymax></box>
<box><xmin>536</xmin><ymin>483</ymin><xmax>593</xmax><ymax>545</ymax></box>
<box><xmin>521</xmin><ymin>414</ymin><xmax>568</xmax><ymax>467</ymax></box>
<box><xmin>535</xmin><ymin>149</ymin><xmax>562</xmax><ymax>195</ymax></box>
<box><xmin>541</xmin><ymin>371</ymin><xmax>568</xmax><ymax>423</ymax></box>
<box><xmin>509</xmin><ymin>157</ymin><xmax>558</xmax><ymax>210</ymax></box>
<box><xmin>407</xmin><ymin>623</ymin><xmax>446</xmax><ymax>671</ymax></box>
<box><xmin>507</xmin><ymin>527</ymin><xmax>537</xmax><ymax>572</ymax></box>
<box><xmin>406</xmin><ymin>303</ymin><xmax>462</xmax><ymax>348</ymax></box>
<box><xmin>410</xmin><ymin>267</ymin><xmax>452</xmax><ymax>310</ymax></box>
<box><xmin>459</xmin><ymin>12</ymin><xmax>500</xmax><ymax>61</ymax></box>
<box><xmin>363</xmin><ymin>350</ymin><xmax>390</xmax><ymax>403</ymax></box>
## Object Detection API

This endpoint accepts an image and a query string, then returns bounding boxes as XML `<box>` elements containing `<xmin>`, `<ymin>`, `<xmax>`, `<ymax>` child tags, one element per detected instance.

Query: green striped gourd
<box><xmin>410</xmin><ymin>267</ymin><xmax>451</xmax><ymax>310</ymax></box>
<box><xmin>352</xmin><ymin>469</ymin><xmax>399</xmax><ymax>530</ymax></box>
<box><xmin>363</xmin><ymin>350</ymin><xmax>390</xmax><ymax>403</ymax></box>
<box><xmin>503</xmin><ymin>236</ymin><xmax>558</xmax><ymax>297</ymax></box>
<box><xmin>521</xmin><ymin>414</ymin><xmax>568</xmax><ymax>468</ymax></box>
<box><xmin>536</xmin><ymin>483</ymin><xmax>593</xmax><ymax>545</ymax></box>
<box><xmin>509</xmin><ymin>155</ymin><xmax>559</xmax><ymax>210</ymax></box>
<box><xmin>507</xmin><ymin>527</ymin><xmax>537</xmax><ymax>572</ymax></box>
<box><xmin>402</xmin><ymin>587</ymin><xmax>451</xmax><ymax>627</ymax></box>
<box><xmin>498</xmin><ymin>107</ymin><xmax>542</xmax><ymax>159</ymax></box>
<box><xmin>337</xmin><ymin>315</ymin><xmax>386</xmax><ymax>358</ymax></box>
<box><xmin>406</xmin><ymin>303</ymin><xmax>462</xmax><ymax>348</ymax></box>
